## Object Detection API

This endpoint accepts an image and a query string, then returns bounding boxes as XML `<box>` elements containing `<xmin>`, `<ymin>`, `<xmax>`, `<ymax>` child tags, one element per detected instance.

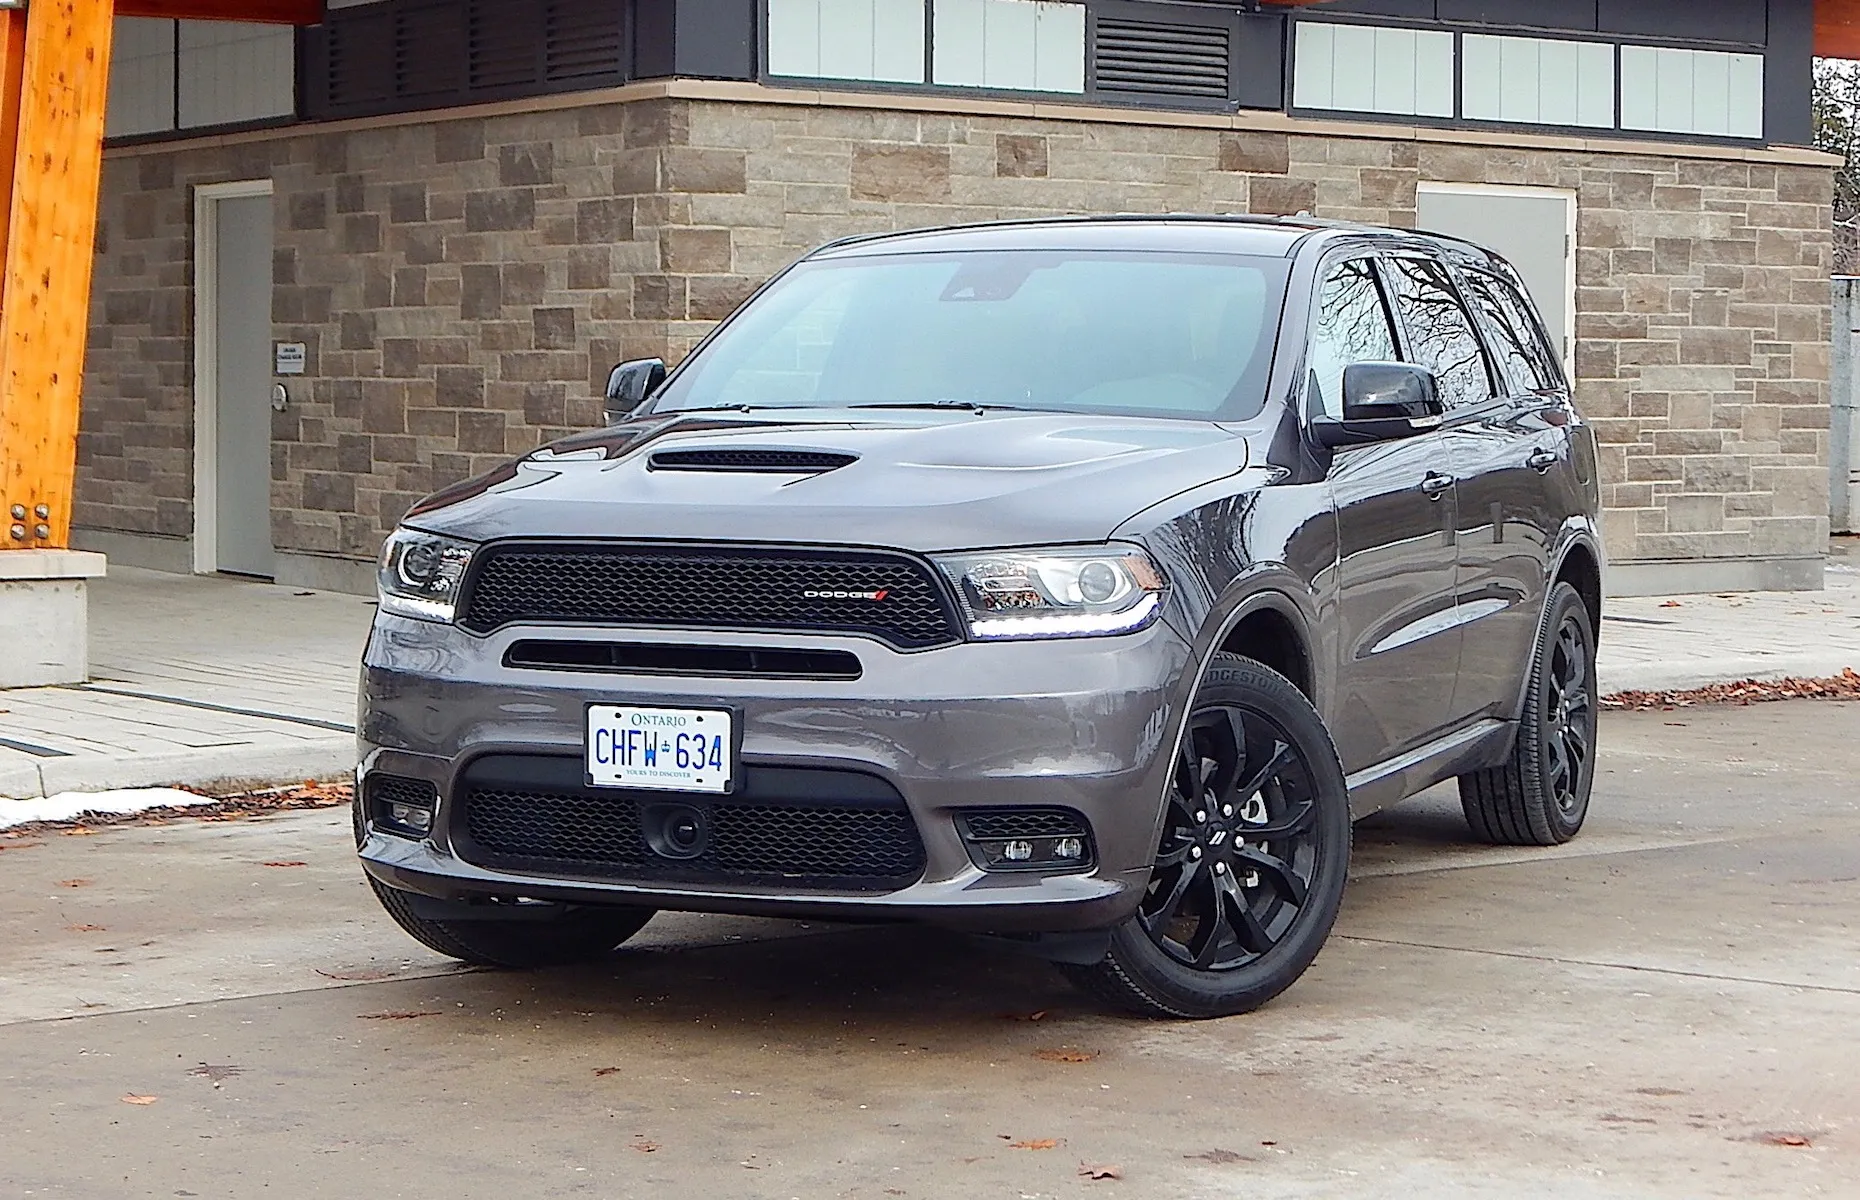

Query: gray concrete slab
<box><xmin>2</xmin><ymin>700</ymin><xmax>1857</xmax><ymax>1198</ymax></box>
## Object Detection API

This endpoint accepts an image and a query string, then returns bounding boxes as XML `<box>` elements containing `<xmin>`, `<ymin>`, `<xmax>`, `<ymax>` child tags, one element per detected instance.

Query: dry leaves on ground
<box><xmin>187</xmin><ymin>1064</ymin><xmax>244</xmax><ymax>1085</ymax></box>
<box><xmin>260</xmin><ymin>861</ymin><xmax>308</xmax><ymax>868</ymax></box>
<box><xmin>120</xmin><ymin>1094</ymin><xmax>159</xmax><ymax>1105</ymax></box>
<box><xmin>1764</xmin><ymin>1133</ymin><xmax>1813</xmax><ymax>1147</ymax></box>
<box><xmin>631</xmin><ymin>1140</ymin><xmax>660</xmax><ymax>1153</ymax></box>
<box><xmin>314</xmin><ymin>966</ymin><xmax>400</xmax><ymax>981</ymax></box>
<box><xmin>1032</xmin><ymin>1048</ymin><xmax>1097</xmax><ymax>1063</ymax></box>
<box><xmin>592</xmin><ymin>1066</ymin><xmax>623</xmax><ymax>1076</ymax></box>
<box><xmin>56</xmin><ymin>878</ymin><xmax>92</xmax><ymax>888</ymax></box>
<box><xmin>1008</xmin><ymin>1139</ymin><xmax>1063</xmax><ymax>1151</ymax></box>
<box><xmin>1185</xmin><ymin>1148</ymin><xmax>1256</xmax><ymax>1165</ymax></box>
<box><xmin>356</xmin><ymin>1010</ymin><xmax>442</xmax><ymax>1020</ymax></box>
<box><xmin>1603</xmin><ymin>669</ymin><xmax>1860</xmax><ymax>711</ymax></box>
<box><xmin>66</xmin><ymin>924</ymin><xmax>105</xmax><ymax>933</ymax></box>
<box><xmin>1078</xmin><ymin>1163</ymin><xmax>1123</xmax><ymax>1180</ymax></box>
<box><xmin>2</xmin><ymin>782</ymin><xmax>354</xmax><ymax>839</ymax></box>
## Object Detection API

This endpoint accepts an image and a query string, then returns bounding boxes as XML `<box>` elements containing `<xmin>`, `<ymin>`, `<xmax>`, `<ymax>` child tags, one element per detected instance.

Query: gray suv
<box><xmin>356</xmin><ymin>216</ymin><xmax>1603</xmax><ymax>1018</ymax></box>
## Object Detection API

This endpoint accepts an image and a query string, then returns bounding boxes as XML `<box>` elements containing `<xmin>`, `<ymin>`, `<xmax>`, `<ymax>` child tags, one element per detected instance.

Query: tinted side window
<box><xmin>1384</xmin><ymin>256</ymin><xmax>1495</xmax><ymax>410</ymax></box>
<box><xmin>1307</xmin><ymin>258</ymin><xmax>1400</xmax><ymax>419</ymax></box>
<box><xmin>1464</xmin><ymin>270</ymin><xmax>1563</xmax><ymax>394</ymax></box>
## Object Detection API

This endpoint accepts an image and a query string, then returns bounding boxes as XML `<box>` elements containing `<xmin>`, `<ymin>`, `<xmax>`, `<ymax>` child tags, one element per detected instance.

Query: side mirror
<box><xmin>604</xmin><ymin>358</ymin><xmax>667</xmax><ymax>425</ymax></box>
<box><xmin>1310</xmin><ymin>362</ymin><xmax>1444</xmax><ymax>449</ymax></box>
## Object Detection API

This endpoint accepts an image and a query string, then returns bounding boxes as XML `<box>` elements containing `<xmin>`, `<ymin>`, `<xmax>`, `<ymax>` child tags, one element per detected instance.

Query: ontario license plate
<box><xmin>585</xmin><ymin>704</ymin><xmax>734</xmax><ymax>793</ymax></box>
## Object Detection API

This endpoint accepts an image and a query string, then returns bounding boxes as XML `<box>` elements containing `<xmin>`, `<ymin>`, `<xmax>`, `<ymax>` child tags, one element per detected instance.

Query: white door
<box><xmin>1416</xmin><ymin>183</ymin><xmax>1576</xmax><ymax>374</ymax></box>
<box><xmin>194</xmin><ymin>184</ymin><xmax>275</xmax><ymax>577</ymax></box>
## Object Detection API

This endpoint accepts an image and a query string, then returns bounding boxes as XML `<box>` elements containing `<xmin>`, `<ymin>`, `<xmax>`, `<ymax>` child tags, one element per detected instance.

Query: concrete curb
<box><xmin>1598</xmin><ymin>655</ymin><xmax>1860</xmax><ymax>697</ymax></box>
<box><xmin>0</xmin><ymin>736</ymin><xmax>354</xmax><ymax>800</ymax></box>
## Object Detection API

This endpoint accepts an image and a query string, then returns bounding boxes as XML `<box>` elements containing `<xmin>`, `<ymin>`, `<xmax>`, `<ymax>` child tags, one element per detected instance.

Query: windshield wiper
<box><xmin>846</xmin><ymin>400</ymin><xmax>1032</xmax><ymax>413</ymax></box>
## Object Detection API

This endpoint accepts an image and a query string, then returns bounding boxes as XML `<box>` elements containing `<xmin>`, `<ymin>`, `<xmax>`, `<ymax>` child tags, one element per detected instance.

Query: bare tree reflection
<box><xmin>1385</xmin><ymin>257</ymin><xmax>1493</xmax><ymax>410</ymax></box>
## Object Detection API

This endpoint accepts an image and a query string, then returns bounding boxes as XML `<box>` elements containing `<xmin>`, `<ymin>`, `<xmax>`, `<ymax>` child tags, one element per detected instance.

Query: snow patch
<box><xmin>0</xmin><ymin>787</ymin><xmax>217</xmax><ymax>830</ymax></box>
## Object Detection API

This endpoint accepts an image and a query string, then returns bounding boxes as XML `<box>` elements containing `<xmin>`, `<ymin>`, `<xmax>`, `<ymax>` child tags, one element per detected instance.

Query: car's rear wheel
<box><xmin>1062</xmin><ymin>655</ymin><xmax>1351</xmax><ymax>1019</ymax></box>
<box><xmin>1459</xmin><ymin>581</ymin><xmax>1597</xmax><ymax>846</ymax></box>
<box><xmin>368</xmin><ymin>877</ymin><xmax>657</xmax><ymax>968</ymax></box>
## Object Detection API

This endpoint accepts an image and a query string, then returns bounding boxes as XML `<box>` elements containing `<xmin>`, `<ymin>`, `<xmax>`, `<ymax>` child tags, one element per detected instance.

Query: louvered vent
<box><xmin>398</xmin><ymin>0</ymin><xmax>465</xmax><ymax>99</ymax></box>
<box><xmin>1094</xmin><ymin>18</ymin><xmax>1231</xmax><ymax>101</ymax></box>
<box><xmin>545</xmin><ymin>1</ymin><xmax>624</xmax><ymax>82</ymax></box>
<box><xmin>467</xmin><ymin>0</ymin><xmax>541</xmax><ymax>91</ymax></box>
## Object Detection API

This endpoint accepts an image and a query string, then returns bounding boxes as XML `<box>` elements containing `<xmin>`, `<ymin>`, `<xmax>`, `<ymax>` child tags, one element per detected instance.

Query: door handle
<box><xmin>1527</xmin><ymin>449</ymin><xmax>1557</xmax><ymax>473</ymax></box>
<box><xmin>1420</xmin><ymin>472</ymin><xmax>1454</xmax><ymax>499</ymax></box>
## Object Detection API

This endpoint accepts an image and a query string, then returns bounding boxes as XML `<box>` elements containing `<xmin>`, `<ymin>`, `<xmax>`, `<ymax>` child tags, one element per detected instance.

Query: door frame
<box><xmin>1414</xmin><ymin>180</ymin><xmax>1577</xmax><ymax>378</ymax></box>
<box><xmin>191</xmin><ymin>178</ymin><xmax>274</xmax><ymax>575</ymax></box>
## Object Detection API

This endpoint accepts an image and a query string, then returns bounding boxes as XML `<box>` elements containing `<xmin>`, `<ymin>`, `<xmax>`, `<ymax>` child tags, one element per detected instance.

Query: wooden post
<box><xmin>0</xmin><ymin>0</ymin><xmax>114</xmax><ymax>550</ymax></box>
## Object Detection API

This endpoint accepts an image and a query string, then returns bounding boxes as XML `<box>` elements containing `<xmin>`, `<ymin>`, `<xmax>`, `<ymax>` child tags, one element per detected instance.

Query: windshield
<box><xmin>647</xmin><ymin>249</ymin><xmax>1291</xmax><ymax>422</ymax></box>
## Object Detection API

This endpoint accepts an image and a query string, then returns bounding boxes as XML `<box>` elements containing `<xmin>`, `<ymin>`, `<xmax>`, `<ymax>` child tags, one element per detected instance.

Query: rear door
<box><xmin>1314</xmin><ymin>254</ymin><xmax>1462</xmax><ymax>774</ymax></box>
<box><xmin>1448</xmin><ymin>265</ymin><xmax>1577</xmax><ymax>720</ymax></box>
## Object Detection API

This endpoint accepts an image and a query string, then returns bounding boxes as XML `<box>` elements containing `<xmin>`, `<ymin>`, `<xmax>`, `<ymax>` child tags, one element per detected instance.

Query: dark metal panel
<box><xmin>1596</xmin><ymin>0</ymin><xmax>1765</xmax><ymax>45</ymax></box>
<box><xmin>675</xmin><ymin>0</ymin><xmax>757</xmax><ymax>80</ymax></box>
<box><xmin>1436</xmin><ymin>0</ymin><xmax>1598</xmax><ymax>31</ymax></box>
<box><xmin>1234</xmin><ymin>11</ymin><xmax>1285</xmax><ymax>111</ymax></box>
<box><xmin>1311</xmin><ymin>0</ymin><xmax>1437</xmax><ymax>19</ymax></box>
<box><xmin>1765</xmin><ymin>0</ymin><xmax>1814</xmax><ymax>145</ymax></box>
<box><xmin>632</xmin><ymin>0</ymin><xmax>676</xmax><ymax>79</ymax></box>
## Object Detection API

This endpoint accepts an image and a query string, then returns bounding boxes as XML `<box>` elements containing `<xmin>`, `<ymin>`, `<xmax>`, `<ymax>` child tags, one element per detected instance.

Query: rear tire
<box><xmin>368</xmin><ymin>877</ymin><xmax>655</xmax><ymax>969</ymax></box>
<box><xmin>1062</xmin><ymin>655</ymin><xmax>1351</xmax><ymax>1019</ymax></box>
<box><xmin>1459</xmin><ymin>581</ymin><xmax>1598</xmax><ymax>846</ymax></box>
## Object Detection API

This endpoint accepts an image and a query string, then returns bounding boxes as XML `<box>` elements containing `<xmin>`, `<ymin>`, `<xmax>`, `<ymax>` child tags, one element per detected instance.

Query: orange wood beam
<box><xmin>113</xmin><ymin>0</ymin><xmax>321</xmax><ymax>24</ymax></box>
<box><xmin>0</xmin><ymin>10</ymin><xmax>27</xmax><ymax>302</ymax></box>
<box><xmin>0</xmin><ymin>0</ymin><xmax>114</xmax><ymax>550</ymax></box>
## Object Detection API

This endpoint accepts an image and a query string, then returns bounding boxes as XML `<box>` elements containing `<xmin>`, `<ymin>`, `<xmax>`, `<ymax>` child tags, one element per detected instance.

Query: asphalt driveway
<box><xmin>2</xmin><ymin>700</ymin><xmax>1856</xmax><ymax>1198</ymax></box>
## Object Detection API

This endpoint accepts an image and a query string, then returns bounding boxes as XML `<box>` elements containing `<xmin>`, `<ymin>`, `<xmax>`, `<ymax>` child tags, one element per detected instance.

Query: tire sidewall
<box><xmin>1527</xmin><ymin>583</ymin><xmax>1598</xmax><ymax>842</ymax></box>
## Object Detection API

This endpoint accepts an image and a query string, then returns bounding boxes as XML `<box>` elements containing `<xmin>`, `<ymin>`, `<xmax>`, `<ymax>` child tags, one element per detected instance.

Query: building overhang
<box><xmin>113</xmin><ymin>0</ymin><xmax>320</xmax><ymax>24</ymax></box>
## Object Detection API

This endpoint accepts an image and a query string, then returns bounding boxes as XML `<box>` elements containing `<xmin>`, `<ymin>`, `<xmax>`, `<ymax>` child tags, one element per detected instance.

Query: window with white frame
<box><xmin>766</xmin><ymin>0</ymin><xmax>927</xmax><ymax>84</ymax></box>
<box><xmin>933</xmin><ymin>0</ymin><xmax>1085</xmax><ymax>93</ymax></box>
<box><xmin>1620</xmin><ymin>46</ymin><xmax>1764</xmax><ymax>139</ymax></box>
<box><xmin>1291</xmin><ymin>21</ymin><xmax>1453</xmax><ymax>119</ymax></box>
<box><xmin>1461</xmin><ymin>34</ymin><xmax>1614</xmax><ymax>129</ymax></box>
<box><xmin>105</xmin><ymin>18</ymin><xmax>177</xmax><ymax>138</ymax></box>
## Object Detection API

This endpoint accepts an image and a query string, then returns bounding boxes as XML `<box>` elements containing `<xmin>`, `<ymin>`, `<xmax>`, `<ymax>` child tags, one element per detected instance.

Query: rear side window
<box><xmin>1306</xmin><ymin>258</ymin><xmax>1401</xmax><ymax>419</ymax></box>
<box><xmin>1464</xmin><ymin>269</ymin><xmax>1564</xmax><ymax>394</ymax></box>
<box><xmin>1384</xmin><ymin>256</ymin><xmax>1496</xmax><ymax>411</ymax></box>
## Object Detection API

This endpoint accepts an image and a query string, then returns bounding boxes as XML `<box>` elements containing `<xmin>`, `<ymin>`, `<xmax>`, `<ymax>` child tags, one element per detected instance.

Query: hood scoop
<box><xmin>646</xmin><ymin>447</ymin><xmax>859</xmax><ymax>474</ymax></box>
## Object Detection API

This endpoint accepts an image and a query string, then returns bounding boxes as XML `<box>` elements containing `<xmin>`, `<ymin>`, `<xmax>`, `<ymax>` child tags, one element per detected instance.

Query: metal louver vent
<box><xmin>545</xmin><ymin>1</ymin><xmax>624</xmax><ymax>82</ymax></box>
<box><xmin>468</xmin><ymin>0</ymin><xmax>541</xmax><ymax>90</ymax></box>
<box><xmin>1094</xmin><ymin>18</ymin><xmax>1231</xmax><ymax>101</ymax></box>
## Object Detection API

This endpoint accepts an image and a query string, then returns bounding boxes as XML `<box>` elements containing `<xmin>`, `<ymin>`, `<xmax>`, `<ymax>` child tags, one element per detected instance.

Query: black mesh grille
<box><xmin>459</xmin><ymin>543</ymin><xmax>959</xmax><ymax>648</ymax></box>
<box><xmin>367</xmin><ymin>773</ymin><xmax>439</xmax><ymax>809</ymax></box>
<box><xmin>647</xmin><ymin>449</ymin><xmax>858</xmax><ymax>473</ymax></box>
<box><xmin>1094</xmin><ymin>18</ymin><xmax>1231</xmax><ymax>100</ymax></box>
<box><xmin>457</xmin><ymin>761</ymin><xmax>926</xmax><ymax>891</ymax></box>
<box><xmin>961</xmin><ymin>809</ymin><xmax>1089</xmax><ymax>841</ymax></box>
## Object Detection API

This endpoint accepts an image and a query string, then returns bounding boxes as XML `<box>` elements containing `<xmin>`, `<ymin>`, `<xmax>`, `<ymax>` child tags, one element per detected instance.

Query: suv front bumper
<box><xmin>356</xmin><ymin>614</ymin><xmax>1195</xmax><ymax>933</ymax></box>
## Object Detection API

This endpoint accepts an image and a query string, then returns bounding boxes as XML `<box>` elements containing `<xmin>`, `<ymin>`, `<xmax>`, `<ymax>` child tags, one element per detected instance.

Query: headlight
<box><xmin>377</xmin><ymin>529</ymin><xmax>475</xmax><ymax>623</ymax></box>
<box><xmin>934</xmin><ymin>544</ymin><xmax>1166</xmax><ymax>640</ymax></box>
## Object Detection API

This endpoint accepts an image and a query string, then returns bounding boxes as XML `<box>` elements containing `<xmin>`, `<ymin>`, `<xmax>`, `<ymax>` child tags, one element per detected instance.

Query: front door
<box><xmin>200</xmin><ymin>187</ymin><xmax>275</xmax><ymax>578</ymax></box>
<box><xmin>1307</xmin><ymin>254</ymin><xmax>1463</xmax><ymax>774</ymax></box>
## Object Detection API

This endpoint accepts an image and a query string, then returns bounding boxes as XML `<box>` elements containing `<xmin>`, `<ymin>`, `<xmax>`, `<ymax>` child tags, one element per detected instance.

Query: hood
<box><xmin>404</xmin><ymin>411</ymin><xmax>1252</xmax><ymax>552</ymax></box>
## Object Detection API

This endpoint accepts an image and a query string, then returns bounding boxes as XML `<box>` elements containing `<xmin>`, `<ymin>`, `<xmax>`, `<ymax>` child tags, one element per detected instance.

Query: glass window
<box><xmin>767</xmin><ymin>0</ymin><xmax>928</xmax><ymax>84</ymax></box>
<box><xmin>1461</xmin><ymin>34</ymin><xmax>1614</xmax><ymax>129</ymax></box>
<box><xmin>1463</xmin><ymin>270</ymin><xmax>1564</xmax><ymax>395</ymax></box>
<box><xmin>1384</xmin><ymin>256</ymin><xmax>1494</xmax><ymax>411</ymax></box>
<box><xmin>1619</xmin><ymin>45</ymin><xmax>1764</xmax><ymax>139</ymax></box>
<box><xmin>653</xmin><ymin>251</ymin><xmax>1291</xmax><ymax>422</ymax></box>
<box><xmin>1292</xmin><ymin>21</ymin><xmax>1454</xmax><ymax>119</ymax></box>
<box><xmin>933</xmin><ymin>0</ymin><xmax>1085</xmax><ymax>93</ymax></box>
<box><xmin>1306</xmin><ymin>258</ymin><xmax>1399</xmax><ymax>419</ymax></box>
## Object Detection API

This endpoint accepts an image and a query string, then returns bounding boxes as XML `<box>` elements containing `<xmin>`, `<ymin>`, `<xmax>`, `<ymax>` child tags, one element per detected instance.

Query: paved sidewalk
<box><xmin>2</xmin><ymin>558</ymin><xmax>1859</xmax><ymax>799</ymax></box>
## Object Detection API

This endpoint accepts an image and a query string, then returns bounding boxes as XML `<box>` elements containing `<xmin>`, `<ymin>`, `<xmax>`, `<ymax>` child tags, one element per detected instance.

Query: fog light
<box><xmin>957</xmin><ymin>810</ymin><xmax>1096</xmax><ymax>873</ymax></box>
<box><xmin>1054</xmin><ymin>836</ymin><xmax>1084</xmax><ymax>860</ymax></box>
<box><xmin>388</xmin><ymin>801</ymin><xmax>433</xmax><ymax>833</ymax></box>
<box><xmin>1002</xmin><ymin>839</ymin><xmax>1035</xmax><ymax>862</ymax></box>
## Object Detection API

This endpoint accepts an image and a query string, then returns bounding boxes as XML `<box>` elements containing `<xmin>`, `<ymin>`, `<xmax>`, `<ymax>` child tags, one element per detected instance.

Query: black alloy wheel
<box><xmin>1459</xmin><ymin>581</ymin><xmax>1598</xmax><ymax>846</ymax></box>
<box><xmin>1063</xmin><ymin>655</ymin><xmax>1351</xmax><ymax>1019</ymax></box>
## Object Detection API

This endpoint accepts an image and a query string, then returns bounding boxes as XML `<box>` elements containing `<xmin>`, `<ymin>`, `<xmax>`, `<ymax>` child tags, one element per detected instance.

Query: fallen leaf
<box><xmin>1009</xmin><ymin>1139</ymin><xmax>1062</xmax><ymax>1151</ymax></box>
<box><xmin>357</xmin><ymin>1010</ymin><xmax>442</xmax><ymax>1020</ymax></box>
<box><xmin>1765</xmin><ymin>1133</ymin><xmax>1812</xmax><ymax>1147</ymax></box>
<box><xmin>57</xmin><ymin>879</ymin><xmax>92</xmax><ymax>888</ymax></box>
<box><xmin>121</xmin><ymin>1094</ymin><xmax>159</xmax><ymax>1105</ymax></box>
<box><xmin>1634</xmin><ymin>1087</ymin><xmax>1686</xmax><ymax>1097</ymax></box>
<box><xmin>315</xmin><ymin>967</ymin><xmax>398</xmax><ymax>981</ymax></box>
<box><xmin>1659</xmin><ymin>600</ymin><xmax>1682</xmax><ymax>607</ymax></box>
<box><xmin>1185</xmin><ymin>1149</ymin><xmax>1255</xmax><ymax>1165</ymax></box>
<box><xmin>632</xmin><ymin>1140</ymin><xmax>660</xmax><ymax>1153</ymax></box>
<box><xmin>187</xmin><ymin>1064</ymin><xmax>244</xmax><ymax>1084</ymax></box>
<box><xmin>62</xmin><ymin>827</ymin><xmax>96</xmax><ymax>836</ymax></box>
<box><xmin>1604</xmin><ymin>669</ymin><xmax>1860</xmax><ymax>712</ymax></box>
<box><xmin>1078</xmin><ymin>1163</ymin><xmax>1123</xmax><ymax>1180</ymax></box>
<box><xmin>1259</xmin><ymin>1140</ymin><xmax>1277</xmax><ymax>1147</ymax></box>
<box><xmin>261</xmin><ymin>861</ymin><xmax>308</xmax><ymax>868</ymax></box>
<box><xmin>66</xmin><ymin>924</ymin><xmax>105</xmax><ymax>933</ymax></box>
<box><xmin>1033</xmin><ymin>1048</ymin><xmax>1097</xmax><ymax>1063</ymax></box>
<box><xmin>1000</xmin><ymin>1010</ymin><xmax>1048</xmax><ymax>1022</ymax></box>
<box><xmin>593</xmin><ymin>1066</ymin><xmax>623</xmax><ymax>1077</ymax></box>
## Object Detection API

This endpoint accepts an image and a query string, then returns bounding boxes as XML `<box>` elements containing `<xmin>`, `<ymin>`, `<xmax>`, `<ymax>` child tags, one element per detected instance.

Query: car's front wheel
<box><xmin>368</xmin><ymin>877</ymin><xmax>656</xmax><ymax>969</ymax></box>
<box><xmin>1062</xmin><ymin>655</ymin><xmax>1352</xmax><ymax>1019</ymax></box>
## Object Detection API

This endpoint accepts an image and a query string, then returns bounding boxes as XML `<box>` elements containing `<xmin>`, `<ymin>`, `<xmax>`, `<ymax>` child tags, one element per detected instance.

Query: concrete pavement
<box><xmin>2</xmin><ymin>554</ymin><xmax>1859</xmax><ymax>798</ymax></box>
<box><xmin>2</xmin><ymin>700</ymin><xmax>1856</xmax><ymax>1197</ymax></box>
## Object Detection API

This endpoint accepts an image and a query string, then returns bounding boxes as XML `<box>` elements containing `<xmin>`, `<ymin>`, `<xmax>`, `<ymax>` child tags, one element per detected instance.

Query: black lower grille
<box><xmin>458</xmin><ymin>542</ymin><xmax>960</xmax><ymax>649</ymax></box>
<box><xmin>959</xmin><ymin>809</ymin><xmax>1089</xmax><ymax>841</ymax></box>
<box><xmin>455</xmin><ymin>755</ymin><xmax>926</xmax><ymax>891</ymax></box>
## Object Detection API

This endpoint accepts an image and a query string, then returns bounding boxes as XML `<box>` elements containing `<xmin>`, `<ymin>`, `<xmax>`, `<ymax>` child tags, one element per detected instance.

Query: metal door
<box><xmin>208</xmin><ymin>192</ymin><xmax>275</xmax><ymax>577</ymax></box>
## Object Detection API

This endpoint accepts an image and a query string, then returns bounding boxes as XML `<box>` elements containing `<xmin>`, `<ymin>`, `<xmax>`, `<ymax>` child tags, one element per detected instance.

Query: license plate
<box><xmin>585</xmin><ymin>704</ymin><xmax>735</xmax><ymax>793</ymax></box>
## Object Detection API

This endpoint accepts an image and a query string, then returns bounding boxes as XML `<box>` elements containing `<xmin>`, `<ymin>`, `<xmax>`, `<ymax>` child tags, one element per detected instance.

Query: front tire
<box><xmin>1062</xmin><ymin>656</ymin><xmax>1352</xmax><ymax>1019</ymax></box>
<box><xmin>1459</xmin><ymin>581</ymin><xmax>1598</xmax><ymax>846</ymax></box>
<box><xmin>368</xmin><ymin>877</ymin><xmax>656</xmax><ymax>969</ymax></box>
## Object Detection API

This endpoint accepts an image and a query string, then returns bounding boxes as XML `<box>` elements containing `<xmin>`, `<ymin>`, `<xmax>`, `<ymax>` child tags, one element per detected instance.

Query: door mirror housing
<box><xmin>1310</xmin><ymin>362</ymin><xmax>1445</xmax><ymax>449</ymax></box>
<box><xmin>604</xmin><ymin>358</ymin><xmax>667</xmax><ymax>424</ymax></box>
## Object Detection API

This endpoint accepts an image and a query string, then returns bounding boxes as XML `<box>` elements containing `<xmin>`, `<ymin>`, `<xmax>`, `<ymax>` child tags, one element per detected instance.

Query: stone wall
<box><xmin>79</xmin><ymin>90</ymin><xmax>1834</xmax><ymax>589</ymax></box>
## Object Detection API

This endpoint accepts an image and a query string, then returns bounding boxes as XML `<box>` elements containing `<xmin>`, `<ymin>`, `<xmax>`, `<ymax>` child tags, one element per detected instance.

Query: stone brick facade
<box><xmin>78</xmin><ymin>85</ymin><xmax>1834</xmax><ymax>591</ymax></box>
